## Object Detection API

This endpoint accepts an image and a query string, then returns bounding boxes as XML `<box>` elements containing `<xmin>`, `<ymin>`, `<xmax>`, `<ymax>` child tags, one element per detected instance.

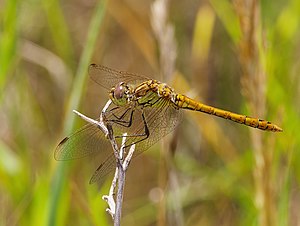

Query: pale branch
<box><xmin>101</xmin><ymin>133</ymin><xmax>128</xmax><ymax>219</ymax></box>
<box><xmin>102</xmin><ymin>168</ymin><xmax>118</xmax><ymax>218</ymax></box>
<box><xmin>72</xmin><ymin>109</ymin><xmax>108</xmax><ymax>136</ymax></box>
<box><xmin>73</xmin><ymin>100</ymin><xmax>135</xmax><ymax>226</ymax></box>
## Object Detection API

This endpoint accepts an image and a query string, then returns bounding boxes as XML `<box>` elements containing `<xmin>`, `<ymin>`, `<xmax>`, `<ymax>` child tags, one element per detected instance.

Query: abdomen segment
<box><xmin>175</xmin><ymin>94</ymin><xmax>282</xmax><ymax>132</ymax></box>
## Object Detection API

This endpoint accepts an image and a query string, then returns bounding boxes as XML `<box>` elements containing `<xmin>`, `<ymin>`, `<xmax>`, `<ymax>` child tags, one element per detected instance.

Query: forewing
<box><xmin>55</xmin><ymin>122</ymin><xmax>111</xmax><ymax>160</ymax></box>
<box><xmin>89</xmin><ymin>99</ymin><xmax>182</xmax><ymax>184</ymax></box>
<box><xmin>89</xmin><ymin>64</ymin><xmax>151</xmax><ymax>90</ymax></box>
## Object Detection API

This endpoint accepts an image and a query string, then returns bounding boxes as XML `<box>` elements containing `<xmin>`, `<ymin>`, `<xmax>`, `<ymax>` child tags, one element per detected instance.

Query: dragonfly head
<box><xmin>109</xmin><ymin>82</ymin><xmax>131</xmax><ymax>106</ymax></box>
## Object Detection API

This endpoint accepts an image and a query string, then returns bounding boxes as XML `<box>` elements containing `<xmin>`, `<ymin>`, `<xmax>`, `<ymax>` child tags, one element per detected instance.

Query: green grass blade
<box><xmin>0</xmin><ymin>0</ymin><xmax>19</xmax><ymax>93</ymax></box>
<box><xmin>47</xmin><ymin>1</ymin><xmax>107</xmax><ymax>225</ymax></box>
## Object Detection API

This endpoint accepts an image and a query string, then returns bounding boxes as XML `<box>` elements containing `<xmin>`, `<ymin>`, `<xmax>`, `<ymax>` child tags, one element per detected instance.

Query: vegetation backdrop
<box><xmin>0</xmin><ymin>0</ymin><xmax>299</xmax><ymax>225</ymax></box>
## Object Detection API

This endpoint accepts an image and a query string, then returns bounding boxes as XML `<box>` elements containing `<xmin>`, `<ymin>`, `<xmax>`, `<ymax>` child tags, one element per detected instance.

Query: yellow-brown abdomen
<box><xmin>175</xmin><ymin>94</ymin><xmax>282</xmax><ymax>132</ymax></box>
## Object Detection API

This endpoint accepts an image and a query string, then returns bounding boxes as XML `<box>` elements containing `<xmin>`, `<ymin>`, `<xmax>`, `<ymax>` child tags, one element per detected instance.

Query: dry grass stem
<box><xmin>234</xmin><ymin>1</ymin><xmax>275</xmax><ymax>225</ymax></box>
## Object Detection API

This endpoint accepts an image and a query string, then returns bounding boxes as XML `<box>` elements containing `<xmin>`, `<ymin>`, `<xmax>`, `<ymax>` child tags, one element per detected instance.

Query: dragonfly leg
<box><xmin>104</xmin><ymin>107</ymin><xmax>134</xmax><ymax>127</ymax></box>
<box><xmin>116</xmin><ymin>110</ymin><xmax>150</xmax><ymax>149</ymax></box>
<box><xmin>105</xmin><ymin>107</ymin><xmax>150</xmax><ymax>149</ymax></box>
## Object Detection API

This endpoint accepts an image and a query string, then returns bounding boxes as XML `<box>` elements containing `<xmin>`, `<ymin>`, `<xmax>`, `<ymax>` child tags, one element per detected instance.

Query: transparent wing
<box><xmin>125</xmin><ymin>100</ymin><xmax>182</xmax><ymax>153</ymax></box>
<box><xmin>54</xmin><ymin>122</ymin><xmax>111</xmax><ymax>160</ymax></box>
<box><xmin>89</xmin><ymin>64</ymin><xmax>151</xmax><ymax>90</ymax></box>
<box><xmin>89</xmin><ymin>153</ymin><xmax>116</xmax><ymax>185</ymax></box>
<box><xmin>55</xmin><ymin>97</ymin><xmax>182</xmax><ymax>185</ymax></box>
<box><xmin>89</xmin><ymin>99</ymin><xmax>182</xmax><ymax>184</ymax></box>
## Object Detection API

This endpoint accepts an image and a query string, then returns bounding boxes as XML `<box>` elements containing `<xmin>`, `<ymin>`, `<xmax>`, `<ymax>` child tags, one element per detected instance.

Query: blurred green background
<box><xmin>0</xmin><ymin>0</ymin><xmax>299</xmax><ymax>225</ymax></box>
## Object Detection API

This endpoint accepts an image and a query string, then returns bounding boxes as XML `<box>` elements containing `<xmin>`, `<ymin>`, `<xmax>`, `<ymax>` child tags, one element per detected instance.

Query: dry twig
<box><xmin>73</xmin><ymin>100</ymin><xmax>135</xmax><ymax>226</ymax></box>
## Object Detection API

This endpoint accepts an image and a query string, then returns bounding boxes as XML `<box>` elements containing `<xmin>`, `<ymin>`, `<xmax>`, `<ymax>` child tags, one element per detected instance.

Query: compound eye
<box><xmin>114</xmin><ymin>82</ymin><xmax>124</xmax><ymax>99</ymax></box>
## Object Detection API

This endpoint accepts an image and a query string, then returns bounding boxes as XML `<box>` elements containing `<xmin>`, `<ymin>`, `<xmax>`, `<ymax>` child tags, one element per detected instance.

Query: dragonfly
<box><xmin>55</xmin><ymin>64</ymin><xmax>282</xmax><ymax>185</ymax></box>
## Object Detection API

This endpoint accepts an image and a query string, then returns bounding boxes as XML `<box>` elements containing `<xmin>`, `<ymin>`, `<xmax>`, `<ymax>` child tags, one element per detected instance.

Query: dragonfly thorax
<box><xmin>109</xmin><ymin>82</ymin><xmax>133</xmax><ymax>106</ymax></box>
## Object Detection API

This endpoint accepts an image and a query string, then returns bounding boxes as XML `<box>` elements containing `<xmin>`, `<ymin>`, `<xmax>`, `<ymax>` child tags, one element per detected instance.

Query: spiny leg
<box><xmin>104</xmin><ymin>107</ymin><xmax>134</xmax><ymax>127</ymax></box>
<box><xmin>115</xmin><ymin>110</ymin><xmax>150</xmax><ymax>149</ymax></box>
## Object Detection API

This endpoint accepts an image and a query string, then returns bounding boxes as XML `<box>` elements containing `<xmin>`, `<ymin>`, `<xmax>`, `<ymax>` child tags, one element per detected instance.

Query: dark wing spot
<box><xmin>58</xmin><ymin>136</ymin><xmax>69</xmax><ymax>146</ymax></box>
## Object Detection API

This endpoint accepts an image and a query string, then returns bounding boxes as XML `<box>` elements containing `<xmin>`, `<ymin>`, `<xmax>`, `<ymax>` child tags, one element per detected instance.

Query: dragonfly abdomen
<box><xmin>175</xmin><ymin>94</ymin><xmax>282</xmax><ymax>132</ymax></box>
